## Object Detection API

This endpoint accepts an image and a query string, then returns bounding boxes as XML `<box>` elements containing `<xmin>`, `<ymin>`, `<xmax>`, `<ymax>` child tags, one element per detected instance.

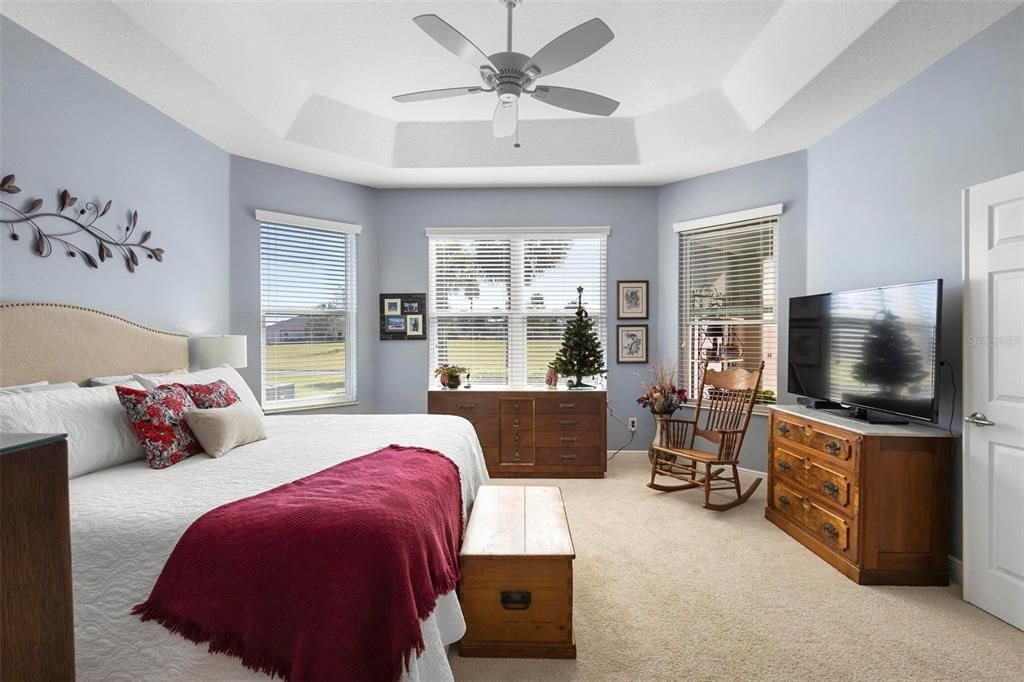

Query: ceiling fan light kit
<box><xmin>393</xmin><ymin>0</ymin><xmax>619</xmax><ymax>140</ymax></box>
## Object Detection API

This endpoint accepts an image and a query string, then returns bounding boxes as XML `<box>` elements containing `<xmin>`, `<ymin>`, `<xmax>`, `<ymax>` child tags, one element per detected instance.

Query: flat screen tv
<box><xmin>787</xmin><ymin>280</ymin><xmax>942</xmax><ymax>423</ymax></box>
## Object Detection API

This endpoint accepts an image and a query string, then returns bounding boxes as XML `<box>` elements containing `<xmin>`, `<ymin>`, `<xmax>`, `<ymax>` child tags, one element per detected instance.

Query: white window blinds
<box><xmin>260</xmin><ymin>221</ymin><xmax>357</xmax><ymax>410</ymax></box>
<box><xmin>678</xmin><ymin>217</ymin><xmax>778</xmax><ymax>403</ymax></box>
<box><xmin>428</xmin><ymin>230</ymin><xmax>607</xmax><ymax>388</ymax></box>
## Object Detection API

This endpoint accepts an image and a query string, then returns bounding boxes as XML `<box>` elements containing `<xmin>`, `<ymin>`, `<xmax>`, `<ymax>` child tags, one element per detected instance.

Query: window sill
<box><xmin>263</xmin><ymin>400</ymin><xmax>359</xmax><ymax>415</ymax></box>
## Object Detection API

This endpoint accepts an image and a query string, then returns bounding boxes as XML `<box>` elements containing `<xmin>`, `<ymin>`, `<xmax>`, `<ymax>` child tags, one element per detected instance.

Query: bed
<box><xmin>0</xmin><ymin>302</ymin><xmax>489</xmax><ymax>681</ymax></box>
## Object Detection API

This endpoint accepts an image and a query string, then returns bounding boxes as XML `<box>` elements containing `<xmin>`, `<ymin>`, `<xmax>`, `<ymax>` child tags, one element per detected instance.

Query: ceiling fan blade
<box><xmin>393</xmin><ymin>86</ymin><xmax>483</xmax><ymax>103</ymax></box>
<box><xmin>492</xmin><ymin>99</ymin><xmax>518</xmax><ymax>138</ymax></box>
<box><xmin>413</xmin><ymin>14</ymin><xmax>494</xmax><ymax>71</ymax></box>
<box><xmin>525</xmin><ymin>18</ymin><xmax>613</xmax><ymax>78</ymax></box>
<box><xmin>531</xmin><ymin>86</ymin><xmax>619</xmax><ymax>116</ymax></box>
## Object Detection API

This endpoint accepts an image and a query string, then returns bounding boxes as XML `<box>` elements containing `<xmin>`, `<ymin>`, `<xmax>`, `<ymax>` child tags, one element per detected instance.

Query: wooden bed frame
<box><xmin>0</xmin><ymin>302</ymin><xmax>189</xmax><ymax>386</ymax></box>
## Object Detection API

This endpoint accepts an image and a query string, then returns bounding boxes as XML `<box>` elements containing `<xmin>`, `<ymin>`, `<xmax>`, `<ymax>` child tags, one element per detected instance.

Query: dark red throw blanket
<box><xmin>133</xmin><ymin>445</ymin><xmax>463</xmax><ymax>681</ymax></box>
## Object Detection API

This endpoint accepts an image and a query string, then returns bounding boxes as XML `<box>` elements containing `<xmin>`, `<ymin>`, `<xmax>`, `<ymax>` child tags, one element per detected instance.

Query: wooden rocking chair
<box><xmin>648</xmin><ymin>361</ymin><xmax>765</xmax><ymax>511</ymax></box>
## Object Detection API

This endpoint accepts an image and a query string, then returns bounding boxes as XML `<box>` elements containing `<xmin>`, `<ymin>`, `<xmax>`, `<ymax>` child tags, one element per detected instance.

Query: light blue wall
<box><xmin>805</xmin><ymin>6</ymin><xmax>1024</xmax><ymax>558</ymax></box>
<box><xmin>656</xmin><ymin>151</ymin><xmax>809</xmax><ymax>473</ymax></box>
<box><xmin>228</xmin><ymin>156</ymin><xmax>379</xmax><ymax>413</ymax></box>
<box><xmin>372</xmin><ymin>187</ymin><xmax>660</xmax><ymax>450</ymax></box>
<box><xmin>0</xmin><ymin>17</ymin><xmax>231</xmax><ymax>336</ymax></box>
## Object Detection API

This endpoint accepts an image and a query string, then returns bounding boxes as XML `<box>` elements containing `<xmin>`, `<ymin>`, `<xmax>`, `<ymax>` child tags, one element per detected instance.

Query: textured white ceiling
<box><xmin>3</xmin><ymin>0</ymin><xmax>1019</xmax><ymax>187</ymax></box>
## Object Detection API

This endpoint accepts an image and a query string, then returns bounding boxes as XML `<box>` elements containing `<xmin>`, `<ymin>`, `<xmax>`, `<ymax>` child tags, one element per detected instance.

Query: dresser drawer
<box><xmin>535</xmin><ymin>431</ymin><xmax>601</xmax><ymax>448</ymax></box>
<box><xmin>772</xmin><ymin>480</ymin><xmax>857</xmax><ymax>560</ymax></box>
<box><xmin>535</xmin><ymin>414</ymin><xmax>601</xmax><ymax>432</ymax></box>
<box><xmin>773</xmin><ymin>414</ymin><xmax>857</xmax><ymax>468</ymax></box>
<box><xmin>501</xmin><ymin>430</ymin><xmax>535</xmax><ymax>448</ymax></box>
<box><xmin>536</xmin><ymin>447</ymin><xmax>603</xmax><ymax>468</ymax></box>
<box><xmin>501</xmin><ymin>413</ymin><xmax>534</xmax><ymax>431</ymax></box>
<box><xmin>429</xmin><ymin>393</ymin><xmax>498</xmax><ymax>416</ymax></box>
<box><xmin>500</xmin><ymin>398</ymin><xmax>536</xmax><ymax>415</ymax></box>
<box><xmin>772</xmin><ymin>446</ymin><xmax>857</xmax><ymax>513</ymax></box>
<box><xmin>500</xmin><ymin>445</ymin><xmax>535</xmax><ymax>465</ymax></box>
<box><xmin>534</xmin><ymin>395</ymin><xmax>603</xmax><ymax>415</ymax></box>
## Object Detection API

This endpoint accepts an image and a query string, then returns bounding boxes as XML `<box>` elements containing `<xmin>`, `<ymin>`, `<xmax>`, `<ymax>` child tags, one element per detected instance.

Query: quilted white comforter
<box><xmin>68</xmin><ymin>413</ymin><xmax>489</xmax><ymax>681</ymax></box>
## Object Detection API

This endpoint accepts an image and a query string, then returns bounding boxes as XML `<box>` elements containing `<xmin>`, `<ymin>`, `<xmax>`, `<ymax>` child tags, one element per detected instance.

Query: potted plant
<box><xmin>434</xmin><ymin>363</ymin><xmax>468</xmax><ymax>389</ymax></box>
<box><xmin>636</xmin><ymin>360</ymin><xmax>688</xmax><ymax>463</ymax></box>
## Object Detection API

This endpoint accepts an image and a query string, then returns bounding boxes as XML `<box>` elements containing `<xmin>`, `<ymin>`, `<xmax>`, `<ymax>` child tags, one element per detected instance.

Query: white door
<box><xmin>963</xmin><ymin>171</ymin><xmax>1024</xmax><ymax>630</ymax></box>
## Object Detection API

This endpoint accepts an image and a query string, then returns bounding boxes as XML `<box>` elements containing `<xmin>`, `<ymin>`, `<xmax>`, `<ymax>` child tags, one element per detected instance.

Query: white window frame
<box><xmin>257</xmin><ymin>210</ymin><xmax>360</xmax><ymax>413</ymax></box>
<box><xmin>426</xmin><ymin>226</ymin><xmax>609</xmax><ymax>389</ymax></box>
<box><xmin>675</xmin><ymin>205</ymin><xmax>781</xmax><ymax>410</ymax></box>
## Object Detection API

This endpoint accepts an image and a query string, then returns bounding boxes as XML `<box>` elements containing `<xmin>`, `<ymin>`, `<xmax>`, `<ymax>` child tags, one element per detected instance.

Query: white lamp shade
<box><xmin>195</xmin><ymin>335</ymin><xmax>248</xmax><ymax>369</ymax></box>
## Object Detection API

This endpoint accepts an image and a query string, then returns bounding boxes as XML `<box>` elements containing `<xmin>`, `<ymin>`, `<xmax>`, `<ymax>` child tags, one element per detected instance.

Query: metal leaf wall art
<box><xmin>0</xmin><ymin>173</ymin><xmax>164</xmax><ymax>272</ymax></box>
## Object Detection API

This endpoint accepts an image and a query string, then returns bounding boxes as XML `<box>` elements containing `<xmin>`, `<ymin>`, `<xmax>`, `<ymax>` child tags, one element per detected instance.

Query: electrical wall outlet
<box><xmin>628</xmin><ymin>417</ymin><xmax>638</xmax><ymax>432</ymax></box>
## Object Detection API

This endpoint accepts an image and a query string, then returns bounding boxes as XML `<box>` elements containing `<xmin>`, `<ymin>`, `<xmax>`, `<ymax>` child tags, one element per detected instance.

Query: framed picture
<box><xmin>380</xmin><ymin>293</ymin><xmax>427</xmax><ymax>340</ymax></box>
<box><xmin>617</xmin><ymin>280</ymin><xmax>649</xmax><ymax>319</ymax></box>
<box><xmin>617</xmin><ymin>324</ymin><xmax>648</xmax><ymax>363</ymax></box>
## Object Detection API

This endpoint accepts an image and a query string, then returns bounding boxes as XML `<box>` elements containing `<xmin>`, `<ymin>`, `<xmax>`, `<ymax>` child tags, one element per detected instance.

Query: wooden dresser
<box><xmin>765</xmin><ymin>406</ymin><xmax>953</xmax><ymax>585</ymax></box>
<box><xmin>428</xmin><ymin>388</ymin><xmax>607</xmax><ymax>478</ymax></box>
<box><xmin>460</xmin><ymin>485</ymin><xmax>575</xmax><ymax>659</ymax></box>
<box><xmin>1</xmin><ymin>433</ymin><xmax>76</xmax><ymax>682</ymax></box>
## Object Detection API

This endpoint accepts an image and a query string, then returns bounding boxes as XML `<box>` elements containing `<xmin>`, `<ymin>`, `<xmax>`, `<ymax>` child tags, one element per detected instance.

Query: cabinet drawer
<box><xmin>535</xmin><ymin>431</ymin><xmax>601</xmax><ymax>448</ymax></box>
<box><xmin>772</xmin><ymin>446</ymin><xmax>857</xmax><ymax>513</ymax></box>
<box><xmin>535</xmin><ymin>396</ymin><xmax>602</xmax><ymax>415</ymax></box>
<box><xmin>772</xmin><ymin>480</ymin><xmax>857</xmax><ymax>559</ymax></box>
<box><xmin>501</xmin><ymin>413</ymin><xmax>534</xmax><ymax>431</ymax></box>
<box><xmin>501</xmin><ymin>430</ymin><xmax>535</xmax><ymax>448</ymax></box>
<box><xmin>773</xmin><ymin>415</ymin><xmax>857</xmax><ymax>467</ymax></box>
<box><xmin>463</xmin><ymin>416</ymin><xmax>499</xmax><ymax>447</ymax></box>
<box><xmin>534</xmin><ymin>414</ymin><xmax>601</xmax><ymax>432</ymax></box>
<box><xmin>536</xmin><ymin>447</ymin><xmax>603</xmax><ymax>467</ymax></box>
<box><xmin>500</xmin><ymin>399</ymin><xmax>536</xmax><ymax>415</ymax></box>
<box><xmin>429</xmin><ymin>393</ymin><xmax>498</xmax><ymax>416</ymax></box>
<box><xmin>500</xmin><ymin>445</ymin><xmax>535</xmax><ymax>465</ymax></box>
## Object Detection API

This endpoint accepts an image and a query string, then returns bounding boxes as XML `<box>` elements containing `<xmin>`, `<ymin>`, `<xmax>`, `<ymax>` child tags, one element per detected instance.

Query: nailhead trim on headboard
<box><xmin>0</xmin><ymin>301</ymin><xmax>188</xmax><ymax>339</ymax></box>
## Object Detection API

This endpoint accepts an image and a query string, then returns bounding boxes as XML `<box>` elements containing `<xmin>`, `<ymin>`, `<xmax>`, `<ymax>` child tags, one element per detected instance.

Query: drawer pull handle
<box><xmin>457</xmin><ymin>403</ymin><xmax>476</xmax><ymax>410</ymax></box>
<box><xmin>559</xmin><ymin>454</ymin><xmax>576</xmax><ymax>462</ymax></box>
<box><xmin>513</xmin><ymin>451</ymin><xmax>521</xmax><ymax>461</ymax></box>
<box><xmin>559</xmin><ymin>436</ymin><xmax>577</xmax><ymax>444</ymax></box>
<box><xmin>777</xmin><ymin>460</ymin><xmax>791</xmax><ymax>472</ymax></box>
<box><xmin>514</xmin><ymin>433</ymin><xmax>520</xmax><ymax>443</ymax></box>
<box><xmin>501</xmin><ymin>590</ymin><xmax>531</xmax><ymax>610</ymax></box>
<box><xmin>822</xmin><ymin>523</ymin><xmax>840</xmax><ymax>540</ymax></box>
<box><xmin>776</xmin><ymin>424</ymin><xmax>790</xmax><ymax>436</ymax></box>
<box><xmin>558</xmin><ymin>403</ymin><xmax>577</xmax><ymax>410</ymax></box>
<box><xmin>560</xmin><ymin>420</ymin><xmax>576</xmax><ymax>428</ymax></box>
<box><xmin>822</xmin><ymin>481</ymin><xmax>840</xmax><ymax>497</ymax></box>
<box><xmin>513</xmin><ymin>419</ymin><xmax>520</xmax><ymax>429</ymax></box>
<box><xmin>513</xmin><ymin>401</ymin><xmax>520</xmax><ymax>412</ymax></box>
<box><xmin>778</xmin><ymin>495</ymin><xmax>791</xmax><ymax>507</ymax></box>
<box><xmin>825</xmin><ymin>440</ymin><xmax>841</xmax><ymax>454</ymax></box>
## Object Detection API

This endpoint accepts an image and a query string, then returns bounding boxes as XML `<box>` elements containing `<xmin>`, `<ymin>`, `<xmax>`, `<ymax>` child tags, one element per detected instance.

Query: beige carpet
<box><xmin>450</xmin><ymin>454</ymin><xmax>1024</xmax><ymax>681</ymax></box>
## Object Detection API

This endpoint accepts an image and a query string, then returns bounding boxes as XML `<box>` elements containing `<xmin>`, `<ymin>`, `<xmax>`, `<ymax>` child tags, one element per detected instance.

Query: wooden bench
<box><xmin>459</xmin><ymin>485</ymin><xmax>576</xmax><ymax>659</ymax></box>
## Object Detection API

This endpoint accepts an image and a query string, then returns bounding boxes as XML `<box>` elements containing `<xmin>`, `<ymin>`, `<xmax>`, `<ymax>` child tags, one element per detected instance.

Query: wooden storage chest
<box><xmin>428</xmin><ymin>389</ymin><xmax>607</xmax><ymax>478</ymax></box>
<box><xmin>459</xmin><ymin>485</ymin><xmax>575</xmax><ymax>659</ymax></box>
<box><xmin>765</xmin><ymin>405</ymin><xmax>953</xmax><ymax>585</ymax></box>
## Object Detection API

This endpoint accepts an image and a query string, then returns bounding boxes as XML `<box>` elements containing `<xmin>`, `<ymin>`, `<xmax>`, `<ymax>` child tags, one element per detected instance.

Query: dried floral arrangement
<box><xmin>636</xmin><ymin>359</ymin><xmax>688</xmax><ymax>415</ymax></box>
<box><xmin>0</xmin><ymin>173</ymin><xmax>164</xmax><ymax>272</ymax></box>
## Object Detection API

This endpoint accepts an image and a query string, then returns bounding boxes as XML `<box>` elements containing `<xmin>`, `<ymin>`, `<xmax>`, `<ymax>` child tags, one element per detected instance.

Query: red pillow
<box><xmin>180</xmin><ymin>379</ymin><xmax>240</xmax><ymax>409</ymax></box>
<box><xmin>116</xmin><ymin>385</ymin><xmax>202</xmax><ymax>469</ymax></box>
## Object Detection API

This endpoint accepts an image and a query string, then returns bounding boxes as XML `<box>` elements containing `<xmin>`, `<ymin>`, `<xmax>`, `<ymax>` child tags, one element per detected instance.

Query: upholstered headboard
<box><xmin>0</xmin><ymin>302</ymin><xmax>189</xmax><ymax>386</ymax></box>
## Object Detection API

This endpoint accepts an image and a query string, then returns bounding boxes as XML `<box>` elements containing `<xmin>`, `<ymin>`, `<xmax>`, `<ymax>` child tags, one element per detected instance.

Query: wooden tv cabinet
<box><xmin>764</xmin><ymin>405</ymin><xmax>953</xmax><ymax>585</ymax></box>
<box><xmin>428</xmin><ymin>388</ymin><xmax>607</xmax><ymax>478</ymax></box>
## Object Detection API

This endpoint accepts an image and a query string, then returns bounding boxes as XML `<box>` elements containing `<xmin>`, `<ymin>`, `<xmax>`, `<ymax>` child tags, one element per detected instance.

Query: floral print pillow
<box><xmin>180</xmin><ymin>379</ymin><xmax>240</xmax><ymax>410</ymax></box>
<box><xmin>116</xmin><ymin>384</ymin><xmax>202</xmax><ymax>469</ymax></box>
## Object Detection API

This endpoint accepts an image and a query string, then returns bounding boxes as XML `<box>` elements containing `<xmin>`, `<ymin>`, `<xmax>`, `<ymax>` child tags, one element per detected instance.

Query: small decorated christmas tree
<box><xmin>550</xmin><ymin>287</ymin><xmax>605</xmax><ymax>389</ymax></box>
<box><xmin>853</xmin><ymin>310</ymin><xmax>926</xmax><ymax>395</ymax></box>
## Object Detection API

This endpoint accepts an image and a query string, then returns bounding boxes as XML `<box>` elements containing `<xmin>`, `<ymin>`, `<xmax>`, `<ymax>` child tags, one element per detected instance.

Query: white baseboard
<box><xmin>948</xmin><ymin>555</ymin><xmax>963</xmax><ymax>585</ymax></box>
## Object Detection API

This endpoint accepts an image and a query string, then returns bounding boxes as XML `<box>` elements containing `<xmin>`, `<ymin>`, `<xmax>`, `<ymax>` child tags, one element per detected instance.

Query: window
<box><xmin>428</xmin><ymin>228</ymin><xmax>608</xmax><ymax>388</ymax></box>
<box><xmin>677</xmin><ymin>215</ymin><xmax>778</xmax><ymax>405</ymax></box>
<box><xmin>259</xmin><ymin>213</ymin><xmax>359</xmax><ymax>411</ymax></box>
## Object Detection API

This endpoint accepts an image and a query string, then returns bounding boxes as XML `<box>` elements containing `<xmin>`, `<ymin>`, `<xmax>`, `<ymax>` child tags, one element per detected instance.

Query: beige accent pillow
<box><xmin>184</xmin><ymin>403</ymin><xmax>266</xmax><ymax>457</ymax></box>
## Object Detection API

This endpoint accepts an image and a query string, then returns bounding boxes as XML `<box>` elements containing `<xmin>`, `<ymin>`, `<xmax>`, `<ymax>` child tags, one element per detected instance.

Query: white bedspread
<box><xmin>69</xmin><ymin>413</ymin><xmax>489</xmax><ymax>681</ymax></box>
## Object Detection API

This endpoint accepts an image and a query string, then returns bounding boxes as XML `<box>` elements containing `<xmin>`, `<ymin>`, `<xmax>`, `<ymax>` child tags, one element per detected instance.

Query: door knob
<box><xmin>964</xmin><ymin>412</ymin><xmax>995</xmax><ymax>427</ymax></box>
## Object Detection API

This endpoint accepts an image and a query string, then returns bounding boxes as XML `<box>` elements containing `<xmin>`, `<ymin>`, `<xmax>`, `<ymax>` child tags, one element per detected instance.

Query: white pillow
<box><xmin>184</xmin><ymin>403</ymin><xmax>267</xmax><ymax>457</ymax></box>
<box><xmin>0</xmin><ymin>381</ymin><xmax>79</xmax><ymax>395</ymax></box>
<box><xmin>137</xmin><ymin>365</ymin><xmax>261</xmax><ymax>412</ymax></box>
<box><xmin>0</xmin><ymin>383</ymin><xmax>145</xmax><ymax>478</ymax></box>
<box><xmin>88</xmin><ymin>369</ymin><xmax>185</xmax><ymax>386</ymax></box>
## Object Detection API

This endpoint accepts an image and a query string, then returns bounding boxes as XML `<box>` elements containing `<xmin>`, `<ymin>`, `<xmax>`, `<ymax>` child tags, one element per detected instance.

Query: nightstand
<box><xmin>1</xmin><ymin>433</ymin><xmax>75</xmax><ymax>681</ymax></box>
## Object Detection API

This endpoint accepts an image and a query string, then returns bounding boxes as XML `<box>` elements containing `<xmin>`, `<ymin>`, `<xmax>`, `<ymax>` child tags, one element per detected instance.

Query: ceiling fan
<box><xmin>393</xmin><ymin>0</ymin><xmax>619</xmax><ymax>139</ymax></box>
